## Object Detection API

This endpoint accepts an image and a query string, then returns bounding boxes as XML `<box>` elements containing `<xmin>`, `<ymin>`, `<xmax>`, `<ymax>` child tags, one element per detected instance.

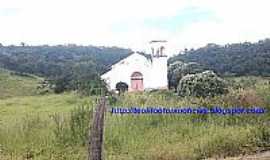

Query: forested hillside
<box><xmin>0</xmin><ymin>44</ymin><xmax>131</xmax><ymax>93</ymax></box>
<box><xmin>0</xmin><ymin>45</ymin><xmax>131</xmax><ymax>77</ymax></box>
<box><xmin>169</xmin><ymin>39</ymin><xmax>270</xmax><ymax>76</ymax></box>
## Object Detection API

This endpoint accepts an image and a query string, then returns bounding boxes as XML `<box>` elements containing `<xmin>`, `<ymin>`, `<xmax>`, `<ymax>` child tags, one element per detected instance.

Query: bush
<box><xmin>69</xmin><ymin>106</ymin><xmax>93</xmax><ymax>145</ymax></box>
<box><xmin>177</xmin><ymin>71</ymin><xmax>228</xmax><ymax>97</ymax></box>
<box><xmin>222</xmin><ymin>89</ymin><xmax>265</xmax><ymax>107</ymax></box>
<box><xmin>52</xmin><ymin>105</ymin><xmax>93</xmax><ymax>146</ymax></box>
<box><xmin>116</xmin><ymin>82</ymin><xmax>128</xmax><ymax>94</ymax></box>
<box><xmin>168</xmin><ymin>61</ymin><xmax>205</xmax><ymax>90</ymax></box>
<box><xmin>226</xmin><ymin>77</ymin><xmax>259</xmax><ymax>90</ymax></box>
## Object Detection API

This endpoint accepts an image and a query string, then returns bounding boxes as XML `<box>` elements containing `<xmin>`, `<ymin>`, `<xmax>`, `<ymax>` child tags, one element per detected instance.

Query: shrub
<box><xmin>177</xmin><ymin>71</ymin><xmax>228</xmax><ymax>97</ymax></box>
<box><xmin>52</xmin><ymin>105</ymin><xmax>93</xmax><ymax>146</ymax></box>
<box><xmin>69</xmin><ymin>106</ymin><xmax>93</xmax><ymax>145</ymax></box>
<box><xmin>168</xmin><ymin>61</ymin><xmax>205</xmax><ymax>90</ymax></box>
<box><xmin>221</xmin><ymin>89</ymin><xmax>265</xmax><ymax>107</ymax></box>
<box><xmin>116</xmin><ymin>82</ymin><xmax>128</xmax><ymax>94</ymax></box>
<box><xmin>251</xmin><ymin>125</ymin><xmax>270</xmax><ymax>147</ymax></box>
<box><xmin>226</xmin><ymin>77</ymin><xmax>259</xmax><ymax>90</ymax></box>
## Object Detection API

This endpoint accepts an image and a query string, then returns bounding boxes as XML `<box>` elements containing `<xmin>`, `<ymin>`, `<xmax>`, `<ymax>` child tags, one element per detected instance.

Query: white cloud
<box><xmin>1</xmin><ymin>0</ymin><xmax>270</xmax><ymax>56</ymax></box>
<box><xmin>165</xmin><ymin>0</ymin><xmax>270</xmax><ymax>55</ymax></box>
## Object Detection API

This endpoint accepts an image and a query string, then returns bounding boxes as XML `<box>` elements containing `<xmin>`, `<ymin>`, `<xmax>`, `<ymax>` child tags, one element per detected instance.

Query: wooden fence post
<box><xmin>88</xmin><ymin>96</ymin><xmax>106</xmax><ymax>160</ymax></box>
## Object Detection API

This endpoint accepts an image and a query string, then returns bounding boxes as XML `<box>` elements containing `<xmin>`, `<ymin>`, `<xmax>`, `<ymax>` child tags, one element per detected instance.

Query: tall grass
<box><xmin>0</xmin><ymin>93</ymin><xmax>93</xmax><ymax>160</ymax></box>
<box><xmin>1</xmin><ymin>77</ymin><xmax>270</xmax><ymax>159</ymax></box>
<box><xmin>0</xmin><ymin>68</ymin><xmax>42</xmax><ymax>99</ymax></box>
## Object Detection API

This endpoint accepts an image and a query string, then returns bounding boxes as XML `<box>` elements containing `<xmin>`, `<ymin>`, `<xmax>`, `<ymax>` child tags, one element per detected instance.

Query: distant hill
<box><xmin>0</xmin><ymin>45</ymin><xmax>132</xmax><ymax>77</ymax></box>
<box><xmin>169</xmin><ymin>39</ymin><xmax>270</xmax><ymax>76</ymax></box>
<box><xmin>0</xmin><ymin>68</ymin><xmax>42</xmax><ymax>99</ymax></box>
<box><xmin>0</xmin><ymin>45</ymin><xmax>132</xmax><ymax>93</ymax></box>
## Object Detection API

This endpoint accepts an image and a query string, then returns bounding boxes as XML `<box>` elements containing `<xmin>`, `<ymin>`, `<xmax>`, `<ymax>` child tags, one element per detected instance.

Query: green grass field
<box><xmin>0</xmin><ymin>71</ymin><xmax>270</xmax><ymax>160</ymax></box>
<box><xmin>0</xmin><ymin>69</ymin><xmax>42</xmax><ymax>99</ymax></box>
<box><xmin>0</xmin><ymin>93</ymin><xmax>93</xmax><ymax>160</ymax></box>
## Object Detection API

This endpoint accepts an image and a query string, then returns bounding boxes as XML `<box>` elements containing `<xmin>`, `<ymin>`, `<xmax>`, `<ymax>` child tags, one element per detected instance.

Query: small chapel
<box><xmin>101</xmin><ymin>40</ymin><xmax>168</xmax><ymax>92</ymax></box>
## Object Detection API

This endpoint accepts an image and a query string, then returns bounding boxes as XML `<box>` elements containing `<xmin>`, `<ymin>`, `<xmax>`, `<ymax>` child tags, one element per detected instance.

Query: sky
<box><xmin>1</xmin><ymin>0</ymin><xmax>270</xmax><ymax>56</ymax></box>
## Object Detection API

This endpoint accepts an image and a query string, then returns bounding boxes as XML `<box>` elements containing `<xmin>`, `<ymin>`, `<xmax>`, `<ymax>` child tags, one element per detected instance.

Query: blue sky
<box><xmin>143</xmin><ymin>7</ymin><xmax>217</xmax><ymax>32</ymax></box>
<box><xmin>0</xmin><ymin>8</ymin><xmax>21</xmax><ymax>16</ymax></box>
<box><xmin>112</xmin><ymin>7</ymin><xmax>217</xmax><ymax>33</ymax></box>
<box><xmin>1</xmin><ymin>0</ymin><xmax>270</xmax><ymax>56</ymax></box>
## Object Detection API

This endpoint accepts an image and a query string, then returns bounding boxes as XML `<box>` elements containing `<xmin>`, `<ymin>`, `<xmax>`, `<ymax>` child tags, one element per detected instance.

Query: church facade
<box><xmin>101</xmin><ymin>40</ymin><xmax>168</xmax><ymax>92</ymax></box>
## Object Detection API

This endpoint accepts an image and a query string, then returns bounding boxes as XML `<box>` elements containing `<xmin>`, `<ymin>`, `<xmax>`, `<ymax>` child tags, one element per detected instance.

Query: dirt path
<box><xmin>207</xmin><ymin>151</ymin><xmax>270</xmax><ymax>160</ymax></box>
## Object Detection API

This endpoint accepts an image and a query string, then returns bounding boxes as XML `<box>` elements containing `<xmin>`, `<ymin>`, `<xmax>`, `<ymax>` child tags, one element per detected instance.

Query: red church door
<box><xmin>130</xmin><ymin>72</ymin><xmax>144</xmax><ymax>91</ymax></box>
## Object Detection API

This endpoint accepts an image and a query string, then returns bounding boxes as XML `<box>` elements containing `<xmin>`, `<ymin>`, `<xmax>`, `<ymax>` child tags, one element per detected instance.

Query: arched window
<box><xmin>160</xmin><ymin>46</ymin><xmax>165</xmax><ymax>56</ymax></box>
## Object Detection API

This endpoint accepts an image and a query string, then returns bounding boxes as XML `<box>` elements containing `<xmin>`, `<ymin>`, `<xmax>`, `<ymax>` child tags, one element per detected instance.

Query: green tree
<box><xmin>168</xmin><ymin>61</ymin><xmax>205</xmax><ymax>91</ymax></box>
<box><xmin>177</xmin><ymin>70</ymin><xmax>228</xmax><ymax>97</ymax></box>
<box><xmin>116</xmin><ymin>82</ymin><xmax>128</xmax><ymax>94</ymax></box>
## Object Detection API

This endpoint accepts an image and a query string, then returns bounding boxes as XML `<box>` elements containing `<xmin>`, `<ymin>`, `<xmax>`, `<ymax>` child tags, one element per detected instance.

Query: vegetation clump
<box><xmin>168</xmin><ymin>61</ymin><xmax>205</xmax><ymax>90</ymax></box>
<box><xmin>177</xmin><ymin>70</ymin><xmax>228</xmax><ymax>97</ymax></box>
<box><xmin>116</xmin><ymin>81</ymin><xmax>129</xmax><ymax>94</ymax></box>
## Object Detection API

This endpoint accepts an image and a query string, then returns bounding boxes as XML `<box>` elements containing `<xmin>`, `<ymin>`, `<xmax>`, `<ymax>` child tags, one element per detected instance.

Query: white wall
<box><xmin>149</xmin><ymin>57</ymin><xmax>168</xmax><ymax>89</ymax></box>
<box><xmin>101</xmin><ymin>52</ymin><xmax>168</xmax><ymax>91</ymax></box>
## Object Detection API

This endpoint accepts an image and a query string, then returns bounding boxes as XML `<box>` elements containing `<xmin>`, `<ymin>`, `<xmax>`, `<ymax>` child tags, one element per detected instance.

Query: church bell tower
<box><xmin>150</xmin><ymin>40</ymin><xmax>167</xmax><ymax>57</ymax></box>
<box><xmin>149</xmin><ymin>40</ymin><xmax>168</xmax><ymax>89</ymax></box>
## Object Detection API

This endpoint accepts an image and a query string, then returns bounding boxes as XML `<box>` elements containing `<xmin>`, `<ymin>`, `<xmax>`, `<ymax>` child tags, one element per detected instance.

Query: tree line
<box><xmin>0</xmin><ymin>44</ymin><xmax>131</xmax><ymax>94</ymax></box>
<box><xmin>2</xmin><ymin>38</ymin><xmax>270</xmax><ymax>94</ymax></box>
<box><xmin>169</xmin><ymin>38</ymin><xmax>270</xmax><ymax>77</ymax></box>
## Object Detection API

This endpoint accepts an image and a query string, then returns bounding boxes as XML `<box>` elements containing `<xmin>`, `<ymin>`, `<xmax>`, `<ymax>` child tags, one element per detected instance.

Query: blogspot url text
<box><xmin>111</xmin><ymin>107</ymin><xmax>266</xmax><ymax>115</ymax></box>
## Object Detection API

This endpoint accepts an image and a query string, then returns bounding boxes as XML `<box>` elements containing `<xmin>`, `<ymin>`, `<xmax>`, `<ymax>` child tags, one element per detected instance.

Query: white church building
<box><xmin>101</xmin><ymin>40</ymin><xmax>168</xmax><ymax>92</ymax></box>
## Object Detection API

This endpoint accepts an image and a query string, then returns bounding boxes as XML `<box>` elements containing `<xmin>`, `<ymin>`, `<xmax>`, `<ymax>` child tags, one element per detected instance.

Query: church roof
<box><xmin>101</xmin><ymin>51</ymin><xmax>152</xmax><ymax>75</ymax></box>
<box><xmin>135</xmin><ymin>51</ymin><xmax>152</xmax><ymax>61</ymax></box>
